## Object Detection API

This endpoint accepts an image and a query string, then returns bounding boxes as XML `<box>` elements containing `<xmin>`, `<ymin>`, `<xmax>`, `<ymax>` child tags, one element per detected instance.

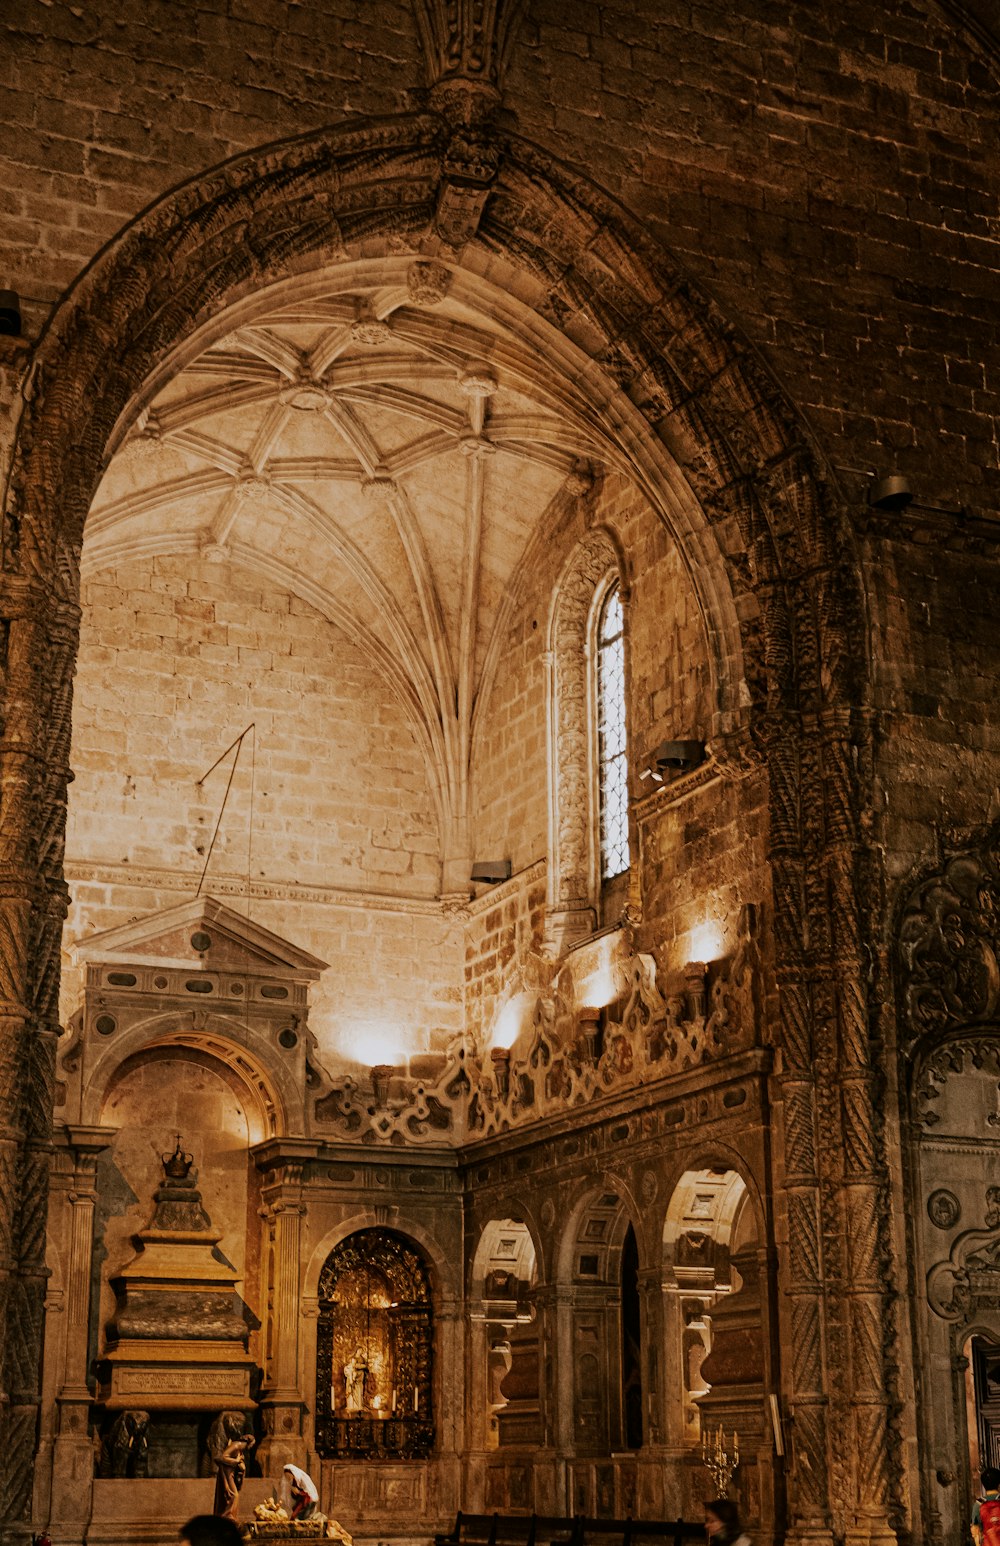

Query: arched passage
<box><xmin>468</xmin><ymin>1218</ymin><xmax>538</xmax><ymax>1455</ymax></box>
<box><xmin>662</xmin><ymin>1163</ymin><xmax>775</xmax><ymax>1539</ymax></box>
<box><xmin>556</xmin><ymin>1183</ymin><xmax>643</xmax><ymax>1499</ymax></box>
<box><xmin>0</xmin><ymin>112</ymin><xmax>886</xmax><ymax>1543</ymax></box>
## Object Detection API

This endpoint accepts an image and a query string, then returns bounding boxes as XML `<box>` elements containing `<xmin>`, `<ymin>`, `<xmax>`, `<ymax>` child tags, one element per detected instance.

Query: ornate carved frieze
<box><xmin>312</xmin><ymin>908</ymin><xmax>762</xmax><ymax>1147</ymax></box>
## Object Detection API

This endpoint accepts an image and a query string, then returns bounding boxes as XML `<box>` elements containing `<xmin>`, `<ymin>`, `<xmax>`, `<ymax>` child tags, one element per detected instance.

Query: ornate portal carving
<box><xmin>899</xmin><ymin>829</ymin><xmax>1000</xmax><ymax>1044</ymax></box>
<box><xmin>928</xmin><ymin>1188</ymin><xmax>1000</xmax><ymax>1322</ymax></box>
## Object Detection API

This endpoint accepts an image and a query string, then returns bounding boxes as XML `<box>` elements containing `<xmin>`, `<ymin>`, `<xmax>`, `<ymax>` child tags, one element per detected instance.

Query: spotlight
<box><xmin>870</xmin><ymin>473</ymin><xmax>913</xmax><ymax>512</ymax></box>
<box><xmin>0</xmin><ymin>290</ymin><xmax>21</xmax><ymax>337</ymax></box>
<box><xmin>471</xmin><ymin>859</ymin><xmax>512</xmax><ymax>884</ymax></box>
<box><xmin>639</xmin><ymin>739</ymin><xmax>706</xmax><ymax>783</ymax></box>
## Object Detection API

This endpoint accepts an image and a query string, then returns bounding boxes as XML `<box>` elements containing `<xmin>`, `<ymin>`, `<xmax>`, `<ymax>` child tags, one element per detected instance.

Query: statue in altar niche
<box><xmin>316</xmin><ymin>1227</ymin><xmax>434</xmax><ymax>1460</ymax></box>
<box><xmin>342</xmin><ymin>1346</ymin><xmax>370</xmax><ymax>1411</ymax></box>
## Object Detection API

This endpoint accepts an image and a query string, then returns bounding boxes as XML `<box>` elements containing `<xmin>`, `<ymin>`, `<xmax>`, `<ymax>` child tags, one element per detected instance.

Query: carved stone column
<box><xmin>821</xmin><ymin>711</ymin><xmax>896</xmax><ymax>1546</ymax></box>
<box><xmin>49</xmin><ymin>1127</ymin><xmax>115</xmax><ymax>1535</ymax></box>
<box><xmin>760</xmin><ymin>710</ymin><xmax>835</xmax><ymax>1546</ymax></box>
<box><xmin>0</xmin><ymin>575</ymin><xmax>79</xmax><ymax>1541</ymax></box>
<box><xmin>637</xmin><ymin>1265</ymin><xmax>664</xmax><ymax>1449</ymax></box>
<box><xmin>257</xmin><ymin>1159</ymin><xmax>307</xmax><ymax>1472</ymax></box>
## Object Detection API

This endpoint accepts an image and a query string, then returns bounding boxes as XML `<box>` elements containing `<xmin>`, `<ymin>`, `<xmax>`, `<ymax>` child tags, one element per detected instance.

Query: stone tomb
<box><xmin>99</xmin><ymin>1139</ymin><xmax>257</xmax><ymax>1475</ymax></box>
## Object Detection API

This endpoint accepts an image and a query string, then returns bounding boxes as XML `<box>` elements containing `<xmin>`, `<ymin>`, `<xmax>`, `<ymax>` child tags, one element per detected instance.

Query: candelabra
<box><xmin>701</xmin><ymin>1423</ymin><xmax>739</xmax><ymax>1494</ymax></box>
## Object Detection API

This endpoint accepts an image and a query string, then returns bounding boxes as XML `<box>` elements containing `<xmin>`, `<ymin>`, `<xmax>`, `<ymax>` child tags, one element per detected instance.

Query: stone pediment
<box><xmin>69</xmin><ymin>895</ymin><xmax>327</xmax><ymax>981</ymax></box>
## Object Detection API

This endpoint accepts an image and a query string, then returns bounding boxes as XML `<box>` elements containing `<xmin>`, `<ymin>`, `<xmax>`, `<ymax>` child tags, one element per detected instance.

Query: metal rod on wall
<box><xmin>194</xmin><ymin>723</ymin><xmax>255</xmax><ymax>897</ymax></box>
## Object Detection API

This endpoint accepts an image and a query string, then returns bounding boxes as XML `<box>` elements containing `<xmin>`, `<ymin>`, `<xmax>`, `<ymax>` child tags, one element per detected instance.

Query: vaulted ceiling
<box><xmin>85</xmin><ymin>265</ymin><xmax>615</xmax><ymax>883</ymax></box>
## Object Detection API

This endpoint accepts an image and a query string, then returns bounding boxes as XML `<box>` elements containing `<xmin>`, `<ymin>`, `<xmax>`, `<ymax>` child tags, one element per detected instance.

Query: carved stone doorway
<box><xmin>971</xmin><ymin>1337</ymin><xmax>1000</xmax><ymax>1475</ymax></box>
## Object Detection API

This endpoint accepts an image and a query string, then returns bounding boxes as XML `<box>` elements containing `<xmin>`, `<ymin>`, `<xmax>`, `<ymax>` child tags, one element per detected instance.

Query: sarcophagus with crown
<box><xmin>101</xmin><ymin>1138</ymin><xmax>257</xmax><ymax>1413</ymax></box>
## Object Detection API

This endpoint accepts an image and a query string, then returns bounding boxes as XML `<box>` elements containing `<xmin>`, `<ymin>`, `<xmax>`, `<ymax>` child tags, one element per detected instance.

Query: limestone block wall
<box><xmin>1</xmin><ymin>0</ymin><xmax>423</xmax><ymax>313</ymax></box>
<box><xmin>469</xmin><ymin>469</ymin><xmax>768</xmax><ymax>1047</ymax></box>
<box><xmin>505</xmin><ymin>0</ymin><xmax>1000</xmax><ymax>516</ymax></box>
<box><xmin>63</xmin><ymin>553</ymin><xmax>464</xmax><ymax>1072</ymax></box>
<box><xmin>867</xmin><ymin>534</ymin><xmax>1000</xmax><ymax>892</ymax></box>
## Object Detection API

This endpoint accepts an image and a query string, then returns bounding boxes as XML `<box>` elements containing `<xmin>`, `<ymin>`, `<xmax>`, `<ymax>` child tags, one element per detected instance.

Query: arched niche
<box><xmin>661</xmin><ymin>1164</ymin><xmax>769</xmax><ymax>1533</ymax></box>
<box><xmin>59</xmin><ymin>895</ymin><xmax>328</xmax><ymax>1140</ymax></box>
<box><xmin>469</xmin><ymin>1218</ymin><xmax>538</xmax><ymax>1453</ymax></box>
<box><xmin>315</xmin><ymin>1227</ymin><xmax>434</xmax><ymax>1462</ymax></box>
<box><xmin>556</xmin><ymin>1183</ymin><xmax>643</xmax><ymax>1465</ymax></box>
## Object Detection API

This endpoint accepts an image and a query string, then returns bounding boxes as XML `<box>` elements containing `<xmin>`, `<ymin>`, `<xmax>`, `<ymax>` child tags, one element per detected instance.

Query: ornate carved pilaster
<box><xmin>257</xmin><ymin>1156</ymin><xmax>307</xmax><ymax>1472</ymax></box>
<box><xmin>821</xmin><ymin>710</ymin><xmax>896</xmax><ymax>1546</ymax></box>
<box><xmin>49</xmin><ymin>1128</ymin><xmax>115</xmax><ymax>1533</ymax></box>
<box><xmin>757</xmin><ymin>707</ymin><xmax>834</xmax><ymax>1546</ymax></box>
<box><xmin>0</xmin><ymin>570</ymin><xmax>78</xmax><ymax>1541</ymax></box>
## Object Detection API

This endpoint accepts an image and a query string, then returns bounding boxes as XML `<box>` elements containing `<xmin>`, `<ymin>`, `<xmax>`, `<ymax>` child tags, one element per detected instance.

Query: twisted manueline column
<box><xmin>0</xmin><ymin>570</ymin><xmax>78</xmax><ymax>1540</ymax></box>
<box><xmin>761</xmin><ymin>709</ymin><xmax>834</xmax><ymax>1546</ymax></box>
<box><xmin>820</xmin><ymin>710</ymin><xmax>897</xmax><ymax>1546</ymax></box>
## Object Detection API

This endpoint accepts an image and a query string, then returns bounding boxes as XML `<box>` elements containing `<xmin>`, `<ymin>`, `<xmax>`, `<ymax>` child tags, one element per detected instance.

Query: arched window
<box><xmin>596</xmin><ymin>583</ymin><xmax>630</xmax><ymax>881</ymax></box>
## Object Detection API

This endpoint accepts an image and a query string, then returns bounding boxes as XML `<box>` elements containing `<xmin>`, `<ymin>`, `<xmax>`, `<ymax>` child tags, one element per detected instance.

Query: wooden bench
<box><xmin>434</xmin><ymin>1515</ymin><xmax>548</xmax><ymax>1546</ymax></box>
<box><xmin>434</xmin><ymin>1514</ymin><xmax>705</xmax><ymax>1546</ymax></box>
<box><xmin>552</xmin><ymin>1518</ymin><xmax>706</xmax><ymax>1546</ymax></box>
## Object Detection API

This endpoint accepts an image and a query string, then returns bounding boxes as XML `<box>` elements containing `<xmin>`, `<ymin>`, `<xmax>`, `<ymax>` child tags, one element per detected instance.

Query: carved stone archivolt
<box><xmin>0</xmin><ymin>82</ymin><xmax>872</xmax><ymax>1545</ymax></box>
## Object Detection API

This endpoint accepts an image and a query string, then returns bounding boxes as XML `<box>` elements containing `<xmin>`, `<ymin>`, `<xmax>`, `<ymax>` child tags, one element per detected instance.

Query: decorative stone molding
<box><xmin>913</xmin><ymin>1035</ymin><xmax>1000</xmax><ymax>1128</ymax></box>
<box><xmin>928</xmin><ymin>1187</ymin><xmax>1000</xmax><ymax>1322</ymax></box>
<box><xmin>351</xmin><ymin>307</ymin><xmax>392</xmax><ymax>347</ymax></box>
<box><xmin>312</xmin><ymin>908</ymin><xmax>761</xmax><ymax>1146</ymax></box>
<box><xmin>458</xmin><ymin>366</ymin><xmax>497</xmax><ymax>399</ymax></box>
<box><xmin>544</xmin><ymin>529</ymin><xmax>621</xmax><ymax>954</ymax></box>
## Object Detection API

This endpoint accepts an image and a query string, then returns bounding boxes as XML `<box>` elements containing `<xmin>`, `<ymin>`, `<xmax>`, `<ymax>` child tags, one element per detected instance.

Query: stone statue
<box><xmin>213</xmin><ymin>1434</ymin><xmax>252</xmax><ymax>1522</ymax></box>
<box><xmin>206</xmin><ymin>1410</ymin><xmax>254</xmax><ymax>1471</ymax></box>
<box><xmin>343</xmin><ymin>1345</ymin><xmax>369</xmax><ymax>1411</ymax></box>
<box><xmin>102</xmin><ymin>1409</ymin><xmax>149</xmax><ymax>1478</ymax></box>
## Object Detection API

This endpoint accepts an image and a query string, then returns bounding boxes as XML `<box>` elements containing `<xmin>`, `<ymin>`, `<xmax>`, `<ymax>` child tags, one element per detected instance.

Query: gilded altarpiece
<box><xmin>315</xmin><ymin>1229</ymin><xmax>434</xmax><ymax>1461</ymax></box>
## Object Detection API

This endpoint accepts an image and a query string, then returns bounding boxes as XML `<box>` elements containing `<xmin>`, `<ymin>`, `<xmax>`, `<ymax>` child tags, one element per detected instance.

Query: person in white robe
<box><xmin>280</xmin><ymin>1464</ymin><xmax>320</xmax><ymax>1520</ymax></box>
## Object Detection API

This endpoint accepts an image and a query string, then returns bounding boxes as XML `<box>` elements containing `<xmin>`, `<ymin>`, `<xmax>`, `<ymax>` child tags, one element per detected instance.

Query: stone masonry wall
<box><xmin>467</xmin><ymin>470</ymin><xmax>768</xmax><ymax>1048</ymax></box>
<box><xmin>63</xmin><ymin>553</ymin><xmax>463</xmax><ymax>1069</ymax></box>
<box><xmin>506</xmin><ymin>0</ymin><xmax>1000</xmax><ymax>516</ymax></box>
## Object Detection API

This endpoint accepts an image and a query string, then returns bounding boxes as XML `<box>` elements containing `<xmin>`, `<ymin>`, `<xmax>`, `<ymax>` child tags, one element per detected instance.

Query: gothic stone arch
<box><xmin>0</xmin><ymin>114</ymin><xmax>886</xmax><ymax>1543</ymax></box>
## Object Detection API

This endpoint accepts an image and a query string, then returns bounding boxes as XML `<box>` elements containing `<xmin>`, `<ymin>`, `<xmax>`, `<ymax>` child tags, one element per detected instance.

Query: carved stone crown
<box><xmin>162</xmin><ymin>1137</ymin><xmax>194</xmax><ymax>1180</ymax></box>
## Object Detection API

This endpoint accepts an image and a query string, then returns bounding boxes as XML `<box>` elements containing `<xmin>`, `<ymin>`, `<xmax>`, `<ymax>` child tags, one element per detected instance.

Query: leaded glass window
<box><xmin>597</xmin><ymin>583</ymin><xmax>630</xmax><ymax>879</ymax></box>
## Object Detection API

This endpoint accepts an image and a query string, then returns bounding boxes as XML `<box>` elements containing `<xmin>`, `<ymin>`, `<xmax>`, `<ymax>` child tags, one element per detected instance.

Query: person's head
<box><xmin>705</xmin><ymin>1499</ymin><xmax>742</xmax><ymax>1541</ymax></box>
<box><xmin>983</xmin><ymin>1467</ymin><xmax>1000</xmax><ymax>1492</ymax></box>
<box><xmin>179</xmin><ymin>1515</ymin><xmax>243</xmax><ymax>1546</ymax></box>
